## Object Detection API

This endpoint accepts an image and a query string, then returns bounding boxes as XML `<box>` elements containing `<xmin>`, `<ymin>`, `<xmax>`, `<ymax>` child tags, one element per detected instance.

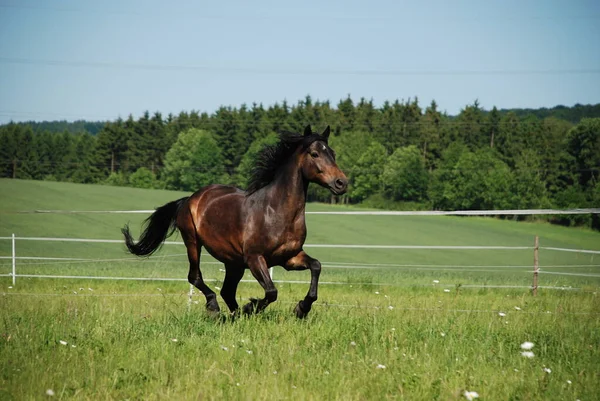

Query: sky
<box><xmin>0</xmin><ymin>0</ymin><xmax>599</xmax><ymax>124</ymax></box>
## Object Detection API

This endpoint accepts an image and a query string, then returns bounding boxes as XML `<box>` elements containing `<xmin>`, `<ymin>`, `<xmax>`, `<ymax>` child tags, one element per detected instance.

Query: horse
<box><xmin>122</xmin><ymin>125</ymin><xmax>347</xmax><ymax>318</ymax></box>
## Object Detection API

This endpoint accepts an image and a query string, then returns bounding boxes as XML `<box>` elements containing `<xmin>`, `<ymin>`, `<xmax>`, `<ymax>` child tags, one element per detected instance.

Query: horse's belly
<box><xmin>267</xmin><ymin>238</ymin><xmax>304</xmax><ymax>266</ymax></box>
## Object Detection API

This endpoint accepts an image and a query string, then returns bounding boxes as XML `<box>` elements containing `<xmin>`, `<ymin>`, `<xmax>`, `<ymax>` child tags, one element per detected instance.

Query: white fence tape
<box><xmin>0</xmin><ymin>236</ymin><xmax>533</xmax><ymax>250</ymax></box>
<box><xmin>21</xmin><ymin>208</ymin><xmax>600</xmax><ymax>215</ymax></box>
<box><xmin>541</xmin><ymin>247</ymin><xmax>600</xmax><ymax>255</ymax></box>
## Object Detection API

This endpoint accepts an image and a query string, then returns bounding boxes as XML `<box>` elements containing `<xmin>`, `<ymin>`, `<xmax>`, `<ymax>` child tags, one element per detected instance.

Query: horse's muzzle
<box><xmin>329</xmin><ymin>177</ymin><xmax>348</xmax><ymax>195</ymax></box>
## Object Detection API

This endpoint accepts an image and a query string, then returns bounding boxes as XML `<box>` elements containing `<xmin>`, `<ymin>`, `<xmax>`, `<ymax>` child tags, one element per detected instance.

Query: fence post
<box><xmin>188</xmin><ymin>284</ymin><xmax>194</xmax><ymax>310</ymax></box>
<box><xmin>12</xmin><ymin>233</ymin><xmax>16</xmax><ymax>286</ymax></box>
<box><xmin>532</xmin><ymin>235</ymin><xmax>539</xmax><ymax>296</ymax></box>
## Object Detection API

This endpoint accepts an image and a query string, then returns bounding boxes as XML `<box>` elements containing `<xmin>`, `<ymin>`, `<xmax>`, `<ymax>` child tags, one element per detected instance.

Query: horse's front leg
<box><xmin>243</xmin><ymin>254</ymin><xmax>277</xmax><ymax>314</ymax></box>
<box><xmin>284</xmin><ymin>251</ymin><xmax>321</xmax><ymax>319</ymax></box>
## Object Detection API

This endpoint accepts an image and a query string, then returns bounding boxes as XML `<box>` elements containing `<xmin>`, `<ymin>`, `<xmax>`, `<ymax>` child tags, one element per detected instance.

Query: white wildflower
<box><xmin>567</xmin><ymin>380</ymin><xmax>572</xmax><ymax>384</ymax></box>
<box><xmin>171</xmin><ymin>338</ymin><xmax>178</xmax><ymax>342</ymax></box>
<box><xmin>464</xmin><ymin>390</ymin><xmax>479</xmax><ymax>400</ymax></box>
<box><xmin>273</xmin><ymin>371</ymin><xmax>278</xmax><ymax>374</ymax></box>
<box><xmin>433</xmin><ymin>280</ymin><xmax>440</xmax><ymax>284</ymax></box>
<box><xmin>350</xmin><ymin>341</ymin><xmax>356</xmax><ymax>346</ymax></box>
<box><xmin>376</xmin><ymin>364</ymin><xmax>386</xmax><ymax>369</ymax></box>
<box><xmin>543</xmin><ymin>367</ymin><xmax>551</xmax><ymax>373</ymax></box>
<box><xmin>46</xmin><ymin>389</ymin><xmax>55</xmax><ymax>396</ymax></box>
<box><xmin>59</xmin><ymin>340</ymin><xmax>68</xmax><ymax>346</ymax></box>
<box><xmin>375</xmin><ymin>291</ymin><xmax>380</xmax><ymax>295</ymax></box>
<box><xmin>498</xmin><ymin>312</ymin><xmax>506</xmax><ymax>317</ymax></box>
<box><xmin>388</xmin><ymin>305</ymin><xmax>394</xmax><ymax>310</ymax></box>
<box><xmin>521</xmin><ymin>351</ymin><xmax>535</xmax><ymax>358</ymax></box>
<box><xmin>8</xmin><ymin>286</ymin><xmax>13</xmax><ymax>289</ymax></box>
<box><xmin>71</xmin><ymin>344</ymin><xmax>76</xmax><ymax>348</ymax></box>
<box><xmin>220</xmin><ymin>345</ymin><xmax>228</xmax><ymax>351</ymax></box>
<box><xmin>391</xmin><ymin>328</ymin><xmax>396</xmax><ymax>331</ymax></box>
<box><xmin>444</xmin><ymin>289</ymin><xmax>451</xmax><ymax>293</ymax></box>
<box><xmin>324</xmin><ymin>371</ymin><xmax>330</xmax><ymax>375</ymax></box>
<box><xmin>520</xmin><ymin>341</ymin><xmax>534</xmax><ymax>350</ymax></box>
<box><xmin>441</xmin><ymin>332</ymin><xmax>446</xmax><ymax>337</ymax></box>
<box><xmin>246</xmin><ymin>350</ymin><xmax>253</xmax><ymax>354</ymax></box>
<box><xmin>514</xmin><ymin>306</ymin><xmax>521</xmax><ymax>310</ymax></box>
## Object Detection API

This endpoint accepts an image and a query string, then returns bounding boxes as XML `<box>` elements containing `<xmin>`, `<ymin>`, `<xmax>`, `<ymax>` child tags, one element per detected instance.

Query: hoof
<box><xmin>206</xmin><ymin>298</ymin><xmax>221</xmax><ymax>313</ymax></box>
<box><xmin>294</xmin><ymin>301</ymin><xmax>310</xmax><ymax>319</ymax></box>
<box><xmin>242</xmin><ymin>298</ymin><xmax>259</xmax><ymax>315</ymax></box>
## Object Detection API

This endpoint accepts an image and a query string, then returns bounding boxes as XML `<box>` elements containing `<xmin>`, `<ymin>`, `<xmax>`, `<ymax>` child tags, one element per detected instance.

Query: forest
<box><xmin>1</xmin><ymin>97</ymin><xmax>599</xmax><ymax>229</ymax></box>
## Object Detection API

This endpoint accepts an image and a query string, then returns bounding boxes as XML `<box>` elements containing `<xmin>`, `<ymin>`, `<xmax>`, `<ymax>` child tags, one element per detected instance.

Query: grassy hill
<box><xmin>1</xmin><ymin>179</ymin><xmax>598</xmax><ymax>289</ymax></box>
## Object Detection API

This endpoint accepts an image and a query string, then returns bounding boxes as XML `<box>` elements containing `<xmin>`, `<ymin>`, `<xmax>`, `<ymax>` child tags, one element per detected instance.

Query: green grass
<box><xmin>1</xmin><ymin>179</ymin><xmax>599</xmax><ymax>400</ymax></box>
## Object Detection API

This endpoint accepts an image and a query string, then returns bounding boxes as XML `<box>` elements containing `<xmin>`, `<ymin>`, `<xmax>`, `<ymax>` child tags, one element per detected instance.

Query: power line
<box><xmin>1</xmin><ymin>3</ymin><xmax>599</xmax><ymax>22</ymax></box>
<box><xmin>2</xmin><ymin>57</ymin><xmax>599</xmax><ymax>76</ymax></box>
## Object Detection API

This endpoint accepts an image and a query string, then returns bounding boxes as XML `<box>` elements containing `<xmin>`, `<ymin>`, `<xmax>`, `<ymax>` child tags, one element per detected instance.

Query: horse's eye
<box><xmin>310</xmin><ymin>152</ymin><xmax>319</xmax><ymax>158</ymax></box>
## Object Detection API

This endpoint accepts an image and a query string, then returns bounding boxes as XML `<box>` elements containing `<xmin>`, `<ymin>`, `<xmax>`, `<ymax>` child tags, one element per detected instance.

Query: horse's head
<box><xmin>300</xmin><ymin>125</ymin><xmax>348</xmax><ymax>195</ymax></box>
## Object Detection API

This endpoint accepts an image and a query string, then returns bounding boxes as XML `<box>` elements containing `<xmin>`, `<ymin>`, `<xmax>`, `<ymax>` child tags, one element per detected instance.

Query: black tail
<box><xmin>122</xmin><ymin>197</ymin><xmax>188</xmax><ymax>257</ymax></box>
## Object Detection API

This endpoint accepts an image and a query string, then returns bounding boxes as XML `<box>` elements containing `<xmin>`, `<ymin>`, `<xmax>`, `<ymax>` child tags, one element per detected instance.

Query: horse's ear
<box><xmin>303</xmin><ymin>125</ymin><xmax>312</xmax><ymax>137</ymax></box>
<box><xmin>322</xmin><ymin>125</ymin><xmax>330</xmax><ymax>141</ymax></box>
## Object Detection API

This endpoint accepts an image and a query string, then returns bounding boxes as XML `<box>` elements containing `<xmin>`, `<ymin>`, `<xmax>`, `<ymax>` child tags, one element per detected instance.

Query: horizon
<box><xmin>2</xmin><ymin>98</ymin><xmax>598</xmax><ymax>125</ymax></box>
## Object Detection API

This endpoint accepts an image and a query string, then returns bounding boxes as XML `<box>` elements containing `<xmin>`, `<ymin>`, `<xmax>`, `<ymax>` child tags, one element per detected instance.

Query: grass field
<box><xmin>1</xmin><ymin>179</ymin><xmax>599</xmax><ymax>400</ymax></box>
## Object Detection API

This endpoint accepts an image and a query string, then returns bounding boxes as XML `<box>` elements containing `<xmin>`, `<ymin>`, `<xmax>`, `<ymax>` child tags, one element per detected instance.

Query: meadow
<box><xmin>1</xmin><ymin>179</ymin><xmax>599</xmax><ymax>400</ymax></box>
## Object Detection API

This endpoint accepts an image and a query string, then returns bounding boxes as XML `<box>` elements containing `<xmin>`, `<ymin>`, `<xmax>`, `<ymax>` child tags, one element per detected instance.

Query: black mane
<box><xmin>246</xmin><ymin>130</ymin><xmax>327</xmax><ymax>195</ymax></box>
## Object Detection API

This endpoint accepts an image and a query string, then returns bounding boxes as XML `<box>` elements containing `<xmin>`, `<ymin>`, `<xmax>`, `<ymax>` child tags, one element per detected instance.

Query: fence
<box><xmin>2</xmin><ymin>233</ymin><xmax>599</xmax><ymax>292</ymax></box>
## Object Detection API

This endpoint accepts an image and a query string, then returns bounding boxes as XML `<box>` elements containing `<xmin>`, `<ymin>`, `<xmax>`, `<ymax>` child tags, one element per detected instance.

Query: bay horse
<box><xmin>122</xmin><ymin>125</ymin><xmax>347</xmax><ymax>318</ymax></box>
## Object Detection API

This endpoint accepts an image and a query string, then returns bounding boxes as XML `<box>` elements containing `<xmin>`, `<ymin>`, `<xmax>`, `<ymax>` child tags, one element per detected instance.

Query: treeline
<box><xmin>1</xmin><ymin>96</ymin><xmax>599</xmax><ymax>229</ymax></box>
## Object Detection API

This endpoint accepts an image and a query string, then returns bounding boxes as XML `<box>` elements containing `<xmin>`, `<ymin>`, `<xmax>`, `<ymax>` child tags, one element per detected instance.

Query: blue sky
<box><xmin>0</xmin><ymin>0</ymin><xmax>599</xmax><ymax>123</ymax></box>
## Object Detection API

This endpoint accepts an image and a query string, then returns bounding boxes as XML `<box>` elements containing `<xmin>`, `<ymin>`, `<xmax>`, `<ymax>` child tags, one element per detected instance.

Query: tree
<box><xmin>70</xmin><ymin>133</ymin><xmax>100</xmax><ymax>183</ymax></box>
<box><xmin>95</xmin><ymin>118</ymin><xmax>129</xmax><ymax>177</ymax></box>
<box><xmin>455</xmin><ymin>100</ymin><xmax>485</xmax><ymax>150</ymax></box>
<box><xmin>429</xmin><ymin>147</ymin><xmax>513</xmax><ymax>210</ymax></box>
<box><xmin>352</xmin><ymin>141</ymin><xmax>387</xmax><ymax>201</ymax></box>
<box><xmin>567</xmin><ymin>118</ymin><xmax>600</xmax><ymax>188</ymax></box>
<box><xmin>129</xmin><ymin>167</ymin><xmax>158</xmax><ymax>189</ymax></box>
<box><xmin>162</xmin><ymin>129</ymin><xmax>226</xmax><ymax>191</ymax></box>
<box><xmin>382</xmin><ymin>145</ymin><xmax>429</xmax><ymax>202</ymax></box>
<box><xmin>420</xmin><ymin>100</ymin><xmax>443</xmax><ymax>169</ymax></box>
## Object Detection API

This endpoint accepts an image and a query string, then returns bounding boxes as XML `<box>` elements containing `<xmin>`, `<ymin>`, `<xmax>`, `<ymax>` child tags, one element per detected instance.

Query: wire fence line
<box><xmin>1</xmin><ymin>256</ymin><xmax>599</xmax><ymax>276</ymax></box>
<box><xmin>1</xmin><ymin>235</ymin><xmax>599</xmax><ymax>288</ymax></box>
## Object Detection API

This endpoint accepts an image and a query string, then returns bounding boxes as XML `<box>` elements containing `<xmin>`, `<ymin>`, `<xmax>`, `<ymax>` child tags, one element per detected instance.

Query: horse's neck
<box><xmin>263</xmin><ymin>159</ymin><xmax>308</xmax><ymax>219</ymax></box>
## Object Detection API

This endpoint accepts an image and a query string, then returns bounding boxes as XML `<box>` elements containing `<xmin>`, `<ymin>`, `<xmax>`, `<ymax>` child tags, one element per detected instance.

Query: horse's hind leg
<box><xmin>182</xmin><ymin>232</ymin><xmax>220</xmax><ymax>313</ymax></box>
<box><xmin>243</xmin><ymin>254</ymin><xmax>277</xmax><ymax>314</ymax></box>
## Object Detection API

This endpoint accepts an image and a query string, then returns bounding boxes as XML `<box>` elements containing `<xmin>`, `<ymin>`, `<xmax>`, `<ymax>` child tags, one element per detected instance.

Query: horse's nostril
<box><xmin>335</xmin><ymin>179</ymin><xmax>345</xmax><ymax>189</ymax></box>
